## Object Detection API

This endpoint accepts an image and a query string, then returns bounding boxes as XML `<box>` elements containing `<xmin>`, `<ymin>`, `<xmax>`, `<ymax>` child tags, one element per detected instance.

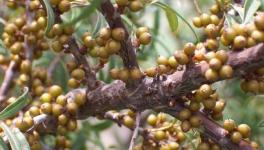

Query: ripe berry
<box><xmin>197</xmin><ymin>143</ymin><xmax>210</xmax><ymax>150</ymax></box>
<box><xmin>200</xmin><ymin>13</ymin><xmax>211</xmax><ymax>26</ymax></box>
<box><xmin>251</xmin><ymin>30</ymin><xmax>264</xmax><ymax>42</ymax></box>
<box><xmin>205</xmin><ymin>68</ymin><xmax>218</xmax><ymax>81</ymax></box>
<box><xmin>52</xmin><ymin>104</ymin><xmax>64</xmax><ymax>116</ymax></box>
<box><xmin>66</xmin><ymin>102</ymin><xmax>78</xmax><ymax>115</ymax></box>
<box><xmin>168</xmin><ymin>142</ymin><xmax>179</xmax><ymax>150</ymax></box>
<box><xmin>59</xmin><ymin>0</ymin><xmax>70</xmax><ymax>12</ymax></box>
<box><xmin>168</xmin><ymin>56</ymin><xmax>178</xmax><ymax>68</ymax></box>
<box><xmin>106</xmin><ymin>40</ymin><xmax>121</xmax><ymax>54</ymax></box>
<box><xmin>118</xmin><ymin>69</ymin><xmax>130</xmax><ymax>81</ymax></box>
<box><xmin>209</xmin><ymin>58</ymin><xmax>222</xmax><ymax>70</ymax></box>
<box><xmin>51</xmin><ymin>40</ymin><xmax>63</xmax><ymax>52</ymax></box>
<box><xmin>181</xmin><ymin>120</ymin><xmax>191</xmax><ymax>132</ymax></box>
<box><xmin>223</xmin><ymin>119</ymin><xmax>236</xmax><ymax>132</ymax></box>
<box><xmin>29</xmin><ymin>106</ymin><xmax>40</xmax><ymax>117</ymax></box>
<box><xmin>58</xmin><ymin>114</ymin><xmax>68</xmax><ymax>125</ymax></box>
<box><xmin>233</xmin><ymin>35</ymin><xmax>247</xmax><ymax>50</ymax></box>
<box><xmin>189</xmin><ymin>115</ymin><xmax>202</xmax><ymax>127</ymax></box>
<box><xmin>130</xmin><ymin>68</ymin><xmax>142</xmax><ymax>80</ymax></box>
<box><xmin>139</xmin><ymin>32</ymin><xmax>152</xmax><ymax>45</ymax></box>
<box><xmin>147</xmin><ymin>114</ymin><xmax>157</xmax><ymax>126</ymax></box>
<box><xmin>231</xmin><ymin>131</ymin><xmax>242</xmax><ymax>143</ymax></box>
<box><xmin>75</xmin><ymin>93</ymin><xmax>86</xmax><ymax>106</ymax></box>
<box><xmin>110</xmin><ymin>68</ymin><xmax>120</xmax><ymax>79</ymax></box>
<box><xmin>49</xmin><ymin>85</ymin><xmax>63</xmax><ymax>98</ymax></box>
<box><xmin>203</xmin><ymin>98</ymin><xmax>216</xmax><ymax>109</ymax></box>
<box><xmin>99</xmin><ymin>27</ymin><xmax>111</xmax><ymax>40</ymax></box>
<box><xmin>71</xmin><ymin>68</ymin><xmax>85</xmax><ymax>80</ymax></box>
<box><xmin>145</xmin><ymin>67</ymin><xmax>157</xmax><ymax>77</ymax></box>
<box><xmin>219</xmin><ymin>65</ymin><xmax>233</xmax><ymax>79</ymax></box>
<box><xmin>174</xmin><ymin>51</ymin><xmax>189</xmax><ymax>65</ymax></box>
<box><xmin>129</xmin><ymin>0</ymin><xmax>143</xmax><ymax>12</ymax></box>
<box><xmin>136</xmin><ymin>27</ymin><xmax>149</xmax><ymax>38</ymax></box>
<box><xmin>223</xmin><ymin>28</ymin><xmax>237</xmax><ymax>42</ymax></box>
<box><xmin>189</xmin><ymin>101</ymin><xmax>201</xmax><ymax>112</ymax></box>
<box><xmin>40</xmin><ymin>93</ymin><xmax>52</xmax><ymax>103</ymax></box>
<box><xmin>40</xmin><ymin>103</ymin><xmax>52</xmax><ymax>114</ymax></box>
<box><xmin>83</xmin><ymin>36</ymin><xmax>95</xmax><ymax>48</ymax></box>
<box><xmin>67</xmin><ymin>120</ymin><xmax>77</xmax><ymax>131</ymax></box>
<box><xmin>154</xmin><ymin>130</ymin><xmax>166</xmax><ymax>140</ymax></box>
<box><xmin>157</xmin><ymin>56</ymin><xmax>168</xmax><ymax>65</ymax></box>
<box><xmin>115</xmin><ymin>0</ymin><xmax>128</xmax><ymax>6</ymax></box>
<box><xmin>210</xmin><ymin>4</ymin><xmax>220</xmax><ymax>14</ymax></box>
<box><xmin>254</xmin><ymin>14</ymin><xmax>264</xmax><ymax>30</ymax></box>
<box><xmin>247</xmin><ymin>80</ymin><xmax>259</xmax><ymax>94</ymax></box>
<box><xmin>237</xmin><ymin>124</ymin><xmax>251</xmax><ymax>138</ymax></box>
<box><xmin>183</xmin><ymin>42</ymin><xmax>196</xmax><ymax>56</ymax></box>
<box><xmin>205</xmin><ymin>24</ymin><xmax>218</xmax><ymax>38</ymax></box>
<box><xmin>210</xmin><ymin>15</ymin><xmax>220</xmax><ymax>25</ymax></box>
<box><xmin>123</xmin><ymin>116</ymin><xmax>134</xmax><ymax>128</ymax></box>
<box><xmin>56</xmin><ymin>95</ymin><xmax>67</xmax><ymax>106</ymax></box>
<box><xmin>213</xmin><ymin>100</ymin><xmax>226</xmax><ymax>113</ymax></box>
<box><xmin>205</xmin><ymin>39</ymin><xmax>219</xmax><ymax>50</ymax></box>
<box><xmin>192</xmin><ymin>17</ymin><xmax>202</xmax><ymax>28</ymax></box>
<box><xmin>179</xmin><ymin>109</ymin><xmax>191</xmax><ymax>120</ymax></box>
<box><xmin>215</xmin><ymin>50</ymin><xmax>228</xmax><ymax>64</ymax></box>
<box><xmin>112</xmin><ymin>28</ymin><xmax>125</xmax><ymax>41</ymax></box>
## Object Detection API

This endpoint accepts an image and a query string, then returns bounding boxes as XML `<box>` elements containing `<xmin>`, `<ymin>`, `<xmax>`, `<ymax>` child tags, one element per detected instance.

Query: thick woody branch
<box><xmin>100</xmin><ymin>0</ymin><xmax>139</xmax><ymax>69</ymax></box>
<box><xmin>164</xmin><ymin>106</ymin><xmax>252</xmax><ymax>150</ymax></box>
<box><xmin>79</xmin><ymin>44</ymin><xmax>264</xmax><ymax>116</ymax></box>
<box><xmin>76</xmin><ymin>43</ymin><xmax>264</xmax><ymax>149</ymax></box>
<box><xmin>0</xmin><ymin>61</ymin><xmax>17</xmax><ymax>103</ymax></box>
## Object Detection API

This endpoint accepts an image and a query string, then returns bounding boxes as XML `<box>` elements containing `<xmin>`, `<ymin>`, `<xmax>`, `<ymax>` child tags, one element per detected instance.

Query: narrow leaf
<box><xmin>231</xmin><ymin>4</ymin><xmax>244</xmax><ymax>23</ymax></box>
<box><xmin>63</xmin><ymin>0</ymin><xmax>101</xmax><ymax>26</ymax></box>
<box><xmin>0</xmin><ymin>122</ymin><xmax>30</xmax><ymax>150</ymax></box>
<box><xmin>152</xmin><ymin>2</ymin><xmax>178</xmax><ymax>32</ymax></box>
<box><xmin>243</xmin><ymin>0</ymin><xmax>261</xmax><ymax>24</ymax></box>
<box><xmin>40</xmin><ymin>0</ymin><xmax>55</xmax><ymax>35</ymax></box>
<box><xmin>0</xmin><ymin>87</ymin><xmax>29</xmax><ymax>120</ymax></box>
<box><xmin>92</xmin><ymin>11</ymin><xmax>105</xmax><ymax>37</ymax></box>
<box><xmin>152</xmin><ymin>2</ymin><xmax>199</xmax><ymax>42</ymax></box>
<box><xmin>0</xmin><ymin>137</ymin><xmax>8</xmax><ymax>150</ymax></box>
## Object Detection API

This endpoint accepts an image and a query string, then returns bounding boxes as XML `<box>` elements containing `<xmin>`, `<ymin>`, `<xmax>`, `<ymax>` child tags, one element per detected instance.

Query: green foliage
<box><xmin>243</xmin><ymin>0</ymin><xmax>261</xmax><ymax>23</ymax></box>
<box><xmin>0</xmin><ymin>87</ymin><xmax>29</xmax><ymax>120</ymax></box>
<box><xmin>152</xmin><ymin>2</ymin><xmax>199</xmax><ymax>43</ymax></box>
<box><xmin>0</xmin><ymin>137</ymin><xmax>8</xmax><ymax>150</ymax></box>
<box><xmin>0</xmin><ymin>122</ymin><xmax>30</xmax><ymax>150</ymax></box>
<box><xmin>40</xmin><ymin>0</ymin><xmax>55</xmax><ymax>35</ymax></box>
<box><xmin>62</xmin><ymin>0</ymin><xmax>101</xmax><ymax>26</ymax></box>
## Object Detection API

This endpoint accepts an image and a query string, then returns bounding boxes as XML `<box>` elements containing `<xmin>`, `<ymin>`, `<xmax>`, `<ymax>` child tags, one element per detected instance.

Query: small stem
<box><xmin>193</xmin><ymin>0</ymin><xmax>202</xmax><ymax>15</ymax></box>
<box><xmin>128</xmin><ymin>112</ymin><xmax>141</xmax><ymax>150</ymax></box>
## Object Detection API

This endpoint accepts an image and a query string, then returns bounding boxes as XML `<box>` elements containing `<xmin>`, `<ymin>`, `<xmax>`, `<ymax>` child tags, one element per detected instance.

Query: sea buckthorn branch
<box><xmin>164</xmin><ymin>106</ymin><xmax>253</xmax><ymax>150</ymax></box>
<box><xmin>75</xmin><ymin>43</ymin><xmax>264</xmax><ymax>149</ymax></box>
<box><xmin>24</xmin><ymin>0</ymin><xmax>35</xmax><ymax>90</ymax></box>
<box><xmin>67</xmin><ymin>38</ymin><xmax>98</xmax><ymax>90</ymax></box>
<box><xmin>100</xmin><ymin>0</ymin><xmax>139</xmax><ymax>69</ymax></box>
<box><xmin>78</xmin><ymin>44</ymin><xmax>264</xmax><ymax>116</ymax></box>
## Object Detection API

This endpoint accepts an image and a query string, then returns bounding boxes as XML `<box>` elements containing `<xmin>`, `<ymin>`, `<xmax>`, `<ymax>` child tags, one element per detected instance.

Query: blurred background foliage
<box><xmin>0</xmin><ymin>0</ymin><xmax>263</xmax><ymax>149</ymax></box>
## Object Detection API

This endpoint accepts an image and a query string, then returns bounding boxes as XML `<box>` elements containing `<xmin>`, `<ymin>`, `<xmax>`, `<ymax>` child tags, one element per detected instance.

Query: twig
<box><xmin>24</xmin><ymin>0</ymin><xmax>35</xmax><ymax>90</ymax></box>
<box><xmin>128</xmin><ymin>112</ymin><xmax>141</xmax><ymax>150</ymax></box>
<box><xmin>193</xmin><ymin>0</ymin><xmax>202</xmax><ymax>15</ymax></box>
<box><xmin>0</xmin><ymin>61</ymin><xmax>17</xmax><ymax>103</ymax></box>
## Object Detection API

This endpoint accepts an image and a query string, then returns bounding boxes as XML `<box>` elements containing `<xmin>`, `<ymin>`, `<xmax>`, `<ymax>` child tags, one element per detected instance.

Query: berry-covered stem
<box><xmin>100</xmin><ymin>0</ymin><xmax>139</xmax><ymax>69</ymax></box>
